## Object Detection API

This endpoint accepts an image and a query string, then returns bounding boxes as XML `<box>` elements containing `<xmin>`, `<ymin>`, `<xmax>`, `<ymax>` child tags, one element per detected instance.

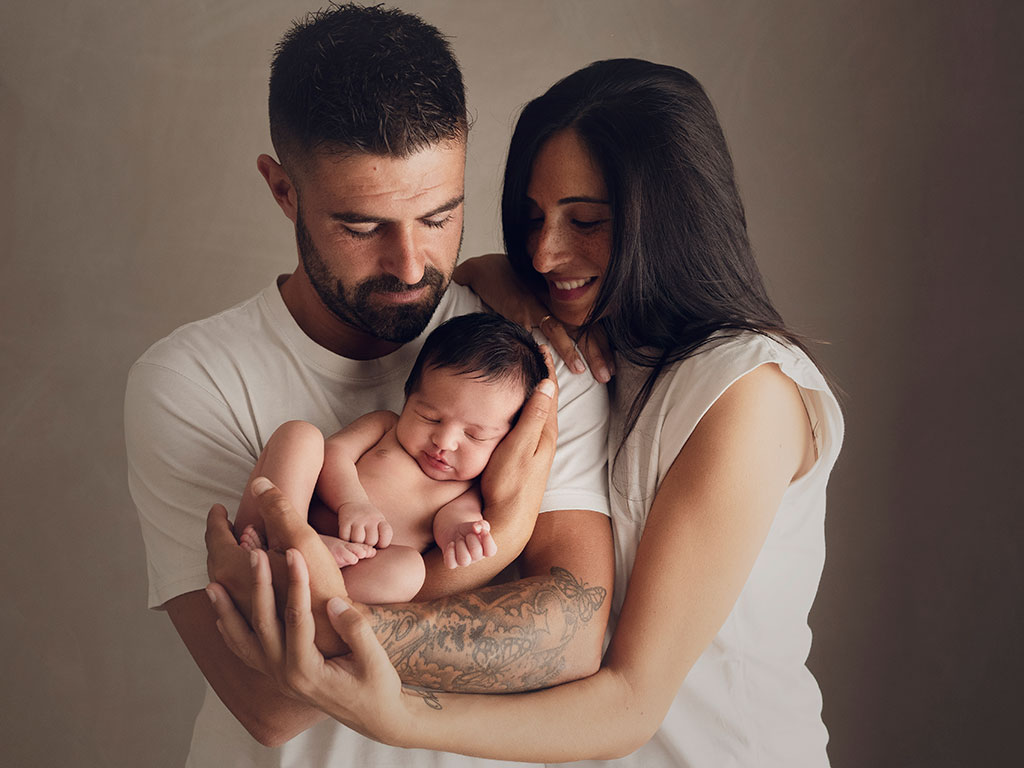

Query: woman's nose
<box><xmin>531</xmin><ymin>223</ymin><xmax>570</xmax><ymax>274</ymax></box>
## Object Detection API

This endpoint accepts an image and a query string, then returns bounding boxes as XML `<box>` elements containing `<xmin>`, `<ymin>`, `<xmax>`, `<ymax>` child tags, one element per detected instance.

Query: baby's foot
<box><xmin>239</xmin><ymin>525</ymin><xmax>266</xmax><ymax>552</ymax></box>
<box><xmin>319</xmin><ymin>534</ymin><xmax>377</xmax><ymax>568</ymax></box>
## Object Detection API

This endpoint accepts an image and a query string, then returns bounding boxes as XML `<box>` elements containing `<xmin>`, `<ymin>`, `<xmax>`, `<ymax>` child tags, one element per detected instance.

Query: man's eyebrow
<box><xmin>329</xmin><ymin>194</ymin><xmax>465</xmax><ymax>225</ymax></box>
<box><xmin>421</xmin><ymin>194</ymin><xmax>465</xmax><ymax>219</ymax></box>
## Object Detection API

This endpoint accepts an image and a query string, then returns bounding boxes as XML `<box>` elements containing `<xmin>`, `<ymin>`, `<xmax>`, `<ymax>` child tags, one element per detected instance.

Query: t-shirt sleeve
<box><xmin>125</xmin><ymin>358</ymin><xmax>259</xmax><ymax>608</ymax></box>
<box><xmin>539</xmin><ymin>348</ymin><xmax>610</xmax><ymax>516</ymax></box>
<box><xmin>656</xmin><ymin>336</ymin><xmax>843</xmax><ymax>483</ymax></box>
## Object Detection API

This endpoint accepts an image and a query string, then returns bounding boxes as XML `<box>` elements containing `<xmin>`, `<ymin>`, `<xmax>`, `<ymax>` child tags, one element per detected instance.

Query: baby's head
<box><xmin>398</xmin><ymin>313</ymin><xmax>547</xmax><ymax>481</ymax></box>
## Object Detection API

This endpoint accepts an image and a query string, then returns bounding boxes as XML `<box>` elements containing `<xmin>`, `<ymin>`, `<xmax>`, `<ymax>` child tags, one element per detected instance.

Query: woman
<box><xmin>212</xmin><ymin>58</ymin><xmax>843</xmax><ymax>765</ymax></box>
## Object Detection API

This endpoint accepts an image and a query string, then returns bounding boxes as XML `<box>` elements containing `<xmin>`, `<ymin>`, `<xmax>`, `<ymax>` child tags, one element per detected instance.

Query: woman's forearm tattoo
<box><xmin>372</xmin><ymin>567</ymin><xmax>607</xmax><ymax>694</ymax></box>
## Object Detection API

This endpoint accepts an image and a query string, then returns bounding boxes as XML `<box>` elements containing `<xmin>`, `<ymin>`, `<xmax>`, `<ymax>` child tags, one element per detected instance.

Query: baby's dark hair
<box><xmin>405</xmin><ymin>313</ymin><xmax>547</xmax><ymax>405</ymax></box>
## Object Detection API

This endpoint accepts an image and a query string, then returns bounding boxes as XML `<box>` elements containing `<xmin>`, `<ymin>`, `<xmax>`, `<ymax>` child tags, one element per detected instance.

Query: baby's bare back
<box><xmin>354</xmin><ymin>427</ymin><xmax>471</xmax><ymax>552</ymax></box>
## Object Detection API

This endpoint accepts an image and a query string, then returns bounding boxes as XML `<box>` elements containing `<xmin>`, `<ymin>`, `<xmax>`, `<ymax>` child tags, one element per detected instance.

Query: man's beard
<box><xmin>296</xmin><ymin>213</ymin><xmax>451</xmax><ymax>344</ymax></box>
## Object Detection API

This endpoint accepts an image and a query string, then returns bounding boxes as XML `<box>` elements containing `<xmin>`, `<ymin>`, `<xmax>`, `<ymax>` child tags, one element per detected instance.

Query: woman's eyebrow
<box><xmin>524</xmin><ymin>195</ymin><xmax>609</xmax><ymax>208</ymax></box>
<box><xmin>557</xmin><ymin>195</ymin><xmax>609</xmax><ymax>205</ymax></box>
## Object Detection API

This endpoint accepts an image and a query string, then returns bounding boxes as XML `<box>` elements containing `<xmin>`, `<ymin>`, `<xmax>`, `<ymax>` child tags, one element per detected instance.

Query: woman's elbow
<box><xmin>234</xmin><ymin>707</ymin><xmax>305</xmax><ymax>748</ymax></box>
<box><xmin>590</xmin><ymin>671</ymin><xmax>666</xmax><ymax>759</ymax></box>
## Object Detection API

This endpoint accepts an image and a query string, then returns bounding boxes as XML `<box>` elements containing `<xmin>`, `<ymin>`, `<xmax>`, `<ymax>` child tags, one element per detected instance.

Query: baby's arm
<box><xmin>318</xmin><ymin>411</ymin><xmax>398</xmax><ymax>548</ymax></box>
<box><xmin>432</xmin><ymin>486</ymin><xmax>497</xmax><ymax>569</ymax></box>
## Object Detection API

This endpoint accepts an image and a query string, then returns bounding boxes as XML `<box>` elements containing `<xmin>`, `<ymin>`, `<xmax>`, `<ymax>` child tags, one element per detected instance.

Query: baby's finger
<box><xmin>455</xmin><ymin>538</ymin><xmax>473</xmax><ymax>567</ymax></box>
<box><xmin>350</xmin><ymin>524</ymin><xmax>367</xmax><ymax>545</ymax></box>
<box><xmin>480</xmin><ymin>531</ymin><xmax>497</xmax><ymax>559</ymax></box>
<box><xmin>377</xmin><ymin>520</ymin><xmax>393</xmax><ymax>549</ymax></box>
<box><xmin>464</xmin><ymin>532</ymin><xmax>484</xmax><ymax>562</ymax></box>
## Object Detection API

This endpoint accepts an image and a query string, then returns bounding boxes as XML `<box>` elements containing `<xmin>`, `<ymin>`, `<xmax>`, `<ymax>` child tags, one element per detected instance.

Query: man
<box><xmin>124</xmin><ymin>5</ymin><xmax>613</xmax><ymax>766</ymax></box>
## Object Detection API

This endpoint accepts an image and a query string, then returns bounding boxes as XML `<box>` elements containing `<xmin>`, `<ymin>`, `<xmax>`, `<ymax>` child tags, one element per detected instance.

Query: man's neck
<box><xmin>278</xmin><ymin>271</ymin><xmax>405</xmax><ymax>360</ymax></box>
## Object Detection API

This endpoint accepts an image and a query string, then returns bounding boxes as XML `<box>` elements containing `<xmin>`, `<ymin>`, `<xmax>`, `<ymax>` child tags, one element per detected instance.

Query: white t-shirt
<box><xmin>560</xmin><ymin>333</ymin><xmax>843</xmax><ymax>768</ymax></box>
<box><xmin>125</xmin><ymin>280</ymin><xmax>610</xmax><ymax>768</ymax></box>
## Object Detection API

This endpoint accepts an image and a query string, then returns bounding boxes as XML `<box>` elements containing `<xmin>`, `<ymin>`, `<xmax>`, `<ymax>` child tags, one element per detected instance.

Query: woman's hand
<box><xmin>454</xmin><ymin>254</ymin><xmax>614</xmax><ymax>382</ymax></box>
<box><xmin>206</xmin><ymin>477</ymin><xmax>358</xmax><ymax>656</ymax></box>
<box><xmin>454</xmin><ymin>254</ymin><xmax>548</xmax><ymax>329</ymax></box>
<box><xmin>208</xmin><ymin>503</ymin><xmax>414</xmax><ymax>745</ymax></box>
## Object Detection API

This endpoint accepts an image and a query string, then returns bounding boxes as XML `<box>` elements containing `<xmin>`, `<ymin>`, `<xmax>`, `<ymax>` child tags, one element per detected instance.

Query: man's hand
<box><xmin>206</xmin><ymin>477</ymin><xmax>360</xmax><ymax>655</ymax></box>
<box><xmin>479</xmin><ymin>349</ymin><xmax>558</xmax><ymax>514</ymax></box>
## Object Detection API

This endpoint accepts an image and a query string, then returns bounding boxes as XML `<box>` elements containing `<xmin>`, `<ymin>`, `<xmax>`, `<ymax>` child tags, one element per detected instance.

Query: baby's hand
<box><xmin>440</xmin><ymin>520</ymin><xmax>497</xmax><ymax>569</ymax></box>
<box><xmin>337</xmin><ymin>501</ymin><xmax>393</xmax><ymax>548</ymax></box>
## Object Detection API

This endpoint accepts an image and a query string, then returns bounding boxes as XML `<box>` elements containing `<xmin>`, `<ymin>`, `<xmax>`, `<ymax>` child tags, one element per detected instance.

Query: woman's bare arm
<box><xmin>454</xmin><ymin>254</ymin><xmax>613</xmax><ymax>382</ymax></box>
<box><xmin>213</xmin><ymin>363</ymin><xmax>814</xmax><ymax>760</ymax></box>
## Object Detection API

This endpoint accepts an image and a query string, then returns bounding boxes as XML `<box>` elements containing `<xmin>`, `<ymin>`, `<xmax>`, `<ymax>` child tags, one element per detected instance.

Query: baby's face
<box><xmin>396</xmin><ymin>366</ymin><xmax>526</xmax><ymax>482</ymax></box>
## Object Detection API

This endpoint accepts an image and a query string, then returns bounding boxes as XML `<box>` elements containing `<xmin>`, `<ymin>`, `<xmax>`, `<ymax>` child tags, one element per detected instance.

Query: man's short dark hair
<box><xmin>405</xmin><ymin>313</ymin><xmax>547</xmax><ymax>407</ymax></box>
<box><xmin>269</xmin><ymin>3</ymin><xmax>467</xmax><ymax>168</ymax></box>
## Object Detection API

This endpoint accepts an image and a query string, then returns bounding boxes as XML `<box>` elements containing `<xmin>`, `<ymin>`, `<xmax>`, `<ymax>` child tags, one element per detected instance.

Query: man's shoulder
<box><xmin>132</xmin><ymin>287</ymin><xmax>272</xmax><ymax>375</ymax></box>
<box><xmin>438</xmin><ymin>282</ymin><xmax>486</xmax><ymax>319</ymax></box>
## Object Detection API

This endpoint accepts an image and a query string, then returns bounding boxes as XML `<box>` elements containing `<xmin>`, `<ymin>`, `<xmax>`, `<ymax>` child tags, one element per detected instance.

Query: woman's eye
<box><xmin>572</xmin><ymin>218</ymin><xmax>609</xmax><ymax>230</ymax></box>
<box><xmin>525</xmin><ymin>216</ymin><xmax>543</xmax><ymax>230</ymax></box>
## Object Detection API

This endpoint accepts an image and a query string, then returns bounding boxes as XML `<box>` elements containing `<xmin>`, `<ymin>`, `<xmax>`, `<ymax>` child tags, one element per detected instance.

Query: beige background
<box><xmin>2</xmin><ymin>1</ymin><xmax>1021</xmax><ymax>766</ymax></box>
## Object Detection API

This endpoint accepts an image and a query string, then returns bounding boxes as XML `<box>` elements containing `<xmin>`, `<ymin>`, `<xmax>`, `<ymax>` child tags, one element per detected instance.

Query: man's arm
<box><xmin>371</xmin><ymin>508</ymin><xmax>613</xmax><ymax>692</ymax></box>
<box><xmin>165</xmin><ymin>590</ymin><xmax>328</xmax><ymax>745</ymax></box>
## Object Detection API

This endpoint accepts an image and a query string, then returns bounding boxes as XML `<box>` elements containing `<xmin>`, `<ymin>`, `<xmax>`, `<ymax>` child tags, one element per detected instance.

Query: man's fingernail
<box><xmin>596</xmin><ymin>366</ymin><xmax>610</xmax><ymax>383</ymax></box>
<box><xmin>205</xmin><ymin>586</ymin><xmax>217</xmax><ymax>605</ymax></box>
<box><xmin>250</xmin><ymin>550</ymin><xmax>259</xmax><ymax>568</ymax></box>
<box><xmin>327</xmin><ymin>597</ymin><xmax>350</xmax><ymax>616</ymax></box>
<box><xmin>252</xmin><ymin>477</ymin><xmax>273</xmax><ymax>495</ymax></box>
<box><xmin>286</xmin><ymin>549</ymin><xmax>294</xmax><ymax>566</ymax></box>
<box><xmin>537</xmin><ymin>379</ymin><xmax>555</xmax><ymax>397</ymax></box>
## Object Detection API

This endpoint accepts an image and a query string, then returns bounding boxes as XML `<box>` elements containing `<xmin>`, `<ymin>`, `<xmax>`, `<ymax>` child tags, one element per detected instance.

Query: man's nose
<box><xmin>383</xmin><ymin>226</ymin><xmax>427</xmax><ymax>285</ymax></box>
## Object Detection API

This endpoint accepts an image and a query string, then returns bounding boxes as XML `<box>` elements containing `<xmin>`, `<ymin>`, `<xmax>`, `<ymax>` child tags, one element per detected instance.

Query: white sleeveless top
<box><xmin>562</xmin><ymin>333</ymin><xmax>843</xmax><ymax>768</ymax></box>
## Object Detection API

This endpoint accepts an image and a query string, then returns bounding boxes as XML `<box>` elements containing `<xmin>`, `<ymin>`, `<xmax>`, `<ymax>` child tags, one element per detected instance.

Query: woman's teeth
<box><xmin>552</xmin><ymin>278</ymin><xmax>590</xmax><ymax>290</ymax></box>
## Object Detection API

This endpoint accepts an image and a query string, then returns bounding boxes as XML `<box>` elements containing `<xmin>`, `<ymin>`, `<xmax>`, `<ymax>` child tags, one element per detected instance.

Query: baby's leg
<box><xmin>341</xmin><ymin>545</ymin><xmax>426</xmax><ymax>604</ymax></box>
<box><xmin>235</xmin><ymin>420</ymin><xmax>324</xmax><ymax>550</ymax></box>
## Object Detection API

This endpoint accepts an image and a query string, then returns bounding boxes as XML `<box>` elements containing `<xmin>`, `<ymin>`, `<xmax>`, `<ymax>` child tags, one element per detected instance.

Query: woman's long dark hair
<box><xmin>502</xmin><ymin>58</ymin><xmax>813</xmax><ymax>448</ymax></box>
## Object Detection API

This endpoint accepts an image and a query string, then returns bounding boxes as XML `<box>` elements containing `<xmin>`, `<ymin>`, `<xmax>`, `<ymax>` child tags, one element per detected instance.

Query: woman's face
<box><xmin>525</xmin><ymin>129</ymin><xmax>612</xmax><ymax>328</ymax></box>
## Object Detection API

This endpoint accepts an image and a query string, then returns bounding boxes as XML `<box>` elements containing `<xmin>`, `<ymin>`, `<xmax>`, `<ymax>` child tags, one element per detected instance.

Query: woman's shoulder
<box><xmin>637</xmin><ymin>332</ymin><xmax>842</xmax><ymax>471</ymax></box>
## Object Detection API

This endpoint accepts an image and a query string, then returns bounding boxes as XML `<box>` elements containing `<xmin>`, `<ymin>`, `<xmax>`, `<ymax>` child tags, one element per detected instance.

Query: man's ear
<box><xmin>257</xmin><ymin>154</ymin><xmax>298</xmax><ymax>223</ymax></box>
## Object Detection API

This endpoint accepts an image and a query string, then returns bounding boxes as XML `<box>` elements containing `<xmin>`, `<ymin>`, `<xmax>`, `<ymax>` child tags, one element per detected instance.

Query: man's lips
<box><xmin>373</xmin><ymin>286</ymin><xmax>428</xmax><ymax>304</ymax></box>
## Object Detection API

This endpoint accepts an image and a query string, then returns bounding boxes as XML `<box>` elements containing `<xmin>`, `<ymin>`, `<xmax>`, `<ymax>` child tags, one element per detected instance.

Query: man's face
<box><xmin>292</xmin><ymin>142</ymin><xmax>466</xmax><ymax>344</ymax></box>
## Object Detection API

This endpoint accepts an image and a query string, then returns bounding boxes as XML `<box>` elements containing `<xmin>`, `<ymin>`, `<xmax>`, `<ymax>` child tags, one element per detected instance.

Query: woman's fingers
<box><xmin>282</xmin><ymin>549</ymin><xmax>323</xmax><ymax>694</ymax></box>
<box><xmin>206</xmin><ymin>581</ymin><xmax>270</xmax><ymax>675</ymax></box>
<box><xmin>539</xmin><ymin>316</ymin><xmax>614</xmax><ymax>382</ymax></box>
<box><xmin>325</xmin><ymin>597</ymin><xmax>393</xmax><ymax>679</ymax></box>
<box><xmin>539</xmin><ymin>315</ymin><xmax>585</xmax><ymax>374</ymax></box>
<box><xmin>576</xmin><ymin>327</ymin><xmax>615</xmax><ymax>383</ymax></box>
<box><xmin>248</xmin><ymin>549</ymin><xmax>285</xmax><ymax>669</ymax></box>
